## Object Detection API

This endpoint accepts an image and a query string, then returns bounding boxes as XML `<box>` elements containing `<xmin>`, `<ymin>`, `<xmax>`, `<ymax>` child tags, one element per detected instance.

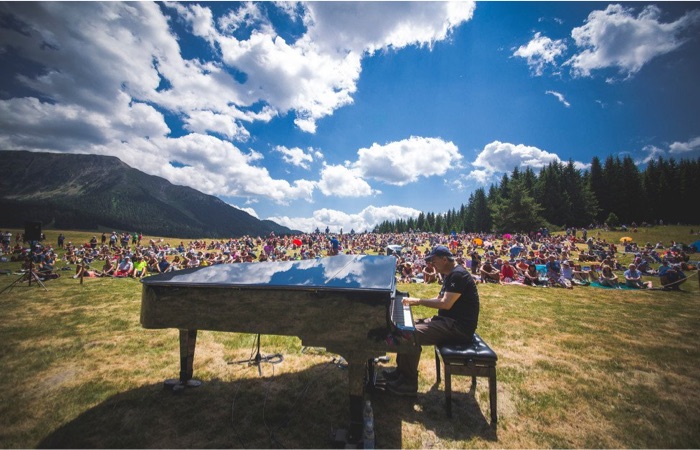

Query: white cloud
<box><xmin>227</xmin><ymin>203</ymin><xmax>259</xmax><ymax>219</ymax></box>
<box><xmin>184</xmin><ymin>110</ymin><xmax>251</xmax><ymax>141</ymax></box>
<box><xmin>354</xmin><ymin>136</ymin><xmax>462</xmax><ymax>186</ymax></box>
<box><xmin>171</xmin><ymin>1</ymin><xmax>475</xmax><ymax>134</ymax></box>
<box><xmin>545</xmin><ymin>90</ymin><xmax>571</xmax><ymax>108</ymax></box>
<box><xmin>669</xmin><ymin>136</ymin><xmax>700</xmax><ymax>154</ymax></box>
<box><xmin>467</xmin><ymin>140</ymin><xmax>582</xmax><ymax>184</ymax></box>
<box><xmin>566</xmin><ymin>4</ymin><xmax>700</xmax><ymax>77</ymax></box>
<box><xmin>274</xmin><ymin>145</ymin><xmax>315</xmax><ymax>170</ymax></box>
<box><xmin>305</xmin><ymin>2</ymin><xmax>476</xmax><ymax>55</ymax></box>
<box><xmin>268</xmin><ymin>204</ymin><xmax>421</xmax><ymax>234</ymax></box>
<box><xmin>637</xmin><ymin>138</ymin><xmax>700</xmax><ymax>164</ymax></box>
<box><xmin>640</xmin><ymin>144</ymin><xmax>667</xmax><ymax>164</ymax></box>
<box><xmin>317</xmin><ymin>164</ymin><xmax>377</xmax><ymax>197</ymax></box>
<box><xmin>513</xmin><ymin>32</ymin><xmax>567</xmax><ymax>76</ymax></box>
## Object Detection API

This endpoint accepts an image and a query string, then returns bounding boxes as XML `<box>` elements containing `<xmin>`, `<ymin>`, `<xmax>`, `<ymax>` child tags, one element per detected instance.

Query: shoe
<box><xmin>386</xmin><ymin>376</ymin><xmax>418</xmax><ymax>397</ymax></box>
<box><xmin>381</xmin><ymin>368</ymin><xmax>400</xmax><ymax>382</ymax></box>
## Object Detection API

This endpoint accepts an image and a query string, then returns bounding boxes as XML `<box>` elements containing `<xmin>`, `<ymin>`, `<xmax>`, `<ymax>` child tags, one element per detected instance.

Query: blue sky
<box><xmin>1</xmin><ymin>2</ymin><xmax>699</xmax><ymax>233</ymax></box>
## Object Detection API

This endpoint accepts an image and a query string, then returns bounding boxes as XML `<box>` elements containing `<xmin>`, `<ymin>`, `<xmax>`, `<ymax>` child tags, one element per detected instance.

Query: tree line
<box><xmin>374</xmin><ymin>155</ymin><xmax>700</xmax><ymax>234</ymax></box>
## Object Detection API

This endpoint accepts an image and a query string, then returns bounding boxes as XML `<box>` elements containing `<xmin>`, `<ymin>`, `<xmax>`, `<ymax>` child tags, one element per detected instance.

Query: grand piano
<box><xmin>140</xmin><ymin>254</ymin><xmax>417</xmax><ymax>445</ymax></box>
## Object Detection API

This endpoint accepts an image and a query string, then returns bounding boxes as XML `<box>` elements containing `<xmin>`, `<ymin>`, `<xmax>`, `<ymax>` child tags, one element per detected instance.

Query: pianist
<box><xmin>385</xmin><ymin>245</ymin><xmax>480</xmax><ymax>397</ymax></box>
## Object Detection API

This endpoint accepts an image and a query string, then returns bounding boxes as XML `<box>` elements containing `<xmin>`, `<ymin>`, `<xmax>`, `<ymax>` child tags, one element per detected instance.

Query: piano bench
<box><xmin>434</xmin><ymin>333</ymin><xmax>498</xmax><ymax>424</ymax></box>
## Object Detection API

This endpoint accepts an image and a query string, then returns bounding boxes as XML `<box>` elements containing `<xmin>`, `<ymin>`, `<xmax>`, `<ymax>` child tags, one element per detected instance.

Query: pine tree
<box><xmin>490</xmin><ymin>178</ymin><xmax>545</xmax><ymax>232</ymax></box>
<box><xmin>588</xmin><ymin>156</ymin><xmax>605</xmax><ymax>222</ymax></box>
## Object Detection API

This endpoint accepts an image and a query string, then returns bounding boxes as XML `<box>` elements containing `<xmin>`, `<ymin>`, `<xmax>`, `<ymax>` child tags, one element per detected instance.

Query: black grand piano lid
<box><xmin>141</xmin><ymin>254</ymin><xmax>398</xmax><ymax>292</ymax></box>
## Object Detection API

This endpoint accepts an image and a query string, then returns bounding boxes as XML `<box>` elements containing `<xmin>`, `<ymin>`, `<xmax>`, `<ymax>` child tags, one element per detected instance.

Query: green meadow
<box><xmin>0</xmin><ymin>226</ymin><xmax>698</xmax><ymax>448</ymax></box>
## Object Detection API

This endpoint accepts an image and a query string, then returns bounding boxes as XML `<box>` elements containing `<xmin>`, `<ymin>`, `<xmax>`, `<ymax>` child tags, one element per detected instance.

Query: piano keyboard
<box><xmin>391</xmin><ymin>292</ymin><xmax>415</xmax><ymax>331</ymax></box>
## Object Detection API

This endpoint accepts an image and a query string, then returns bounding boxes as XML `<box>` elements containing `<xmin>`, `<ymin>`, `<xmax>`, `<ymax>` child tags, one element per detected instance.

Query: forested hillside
<box><xmin>376</xmin><ymin>155</ymin><xmax>700</xmax><ymax>233</ymax></box>
<box><xmin>0</xmin><ymin>150</ymin><xmax>297</xmax><ymax>238</ymax></box>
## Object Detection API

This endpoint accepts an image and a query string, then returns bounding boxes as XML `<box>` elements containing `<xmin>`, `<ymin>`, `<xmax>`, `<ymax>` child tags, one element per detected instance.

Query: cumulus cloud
<box><xmin>170</xmin><ymin>1</ymin><xmax>475</xmax><ymax>133</ymax></box>
<box><xmin>545</xmin><ymin>90</ymin><xmax>571</xmax><ymax>107</ymax></box>
<box><xmin>268</xmin><ymin>204</ymin><xmax>421</xmax><ymax>234</ymax></box>
<box><xmin>513</xmin><ymin>32</ymin><xmax>567</xmax><ymax>76</ymax></box>
<box><xmin>227</xmin><ymin>203</ymin><xmax>260</xmax><ymax>219</ymax></box>
<box><xmin>566</xmin><ymin>4</ymin><xmax>700</xmax><ymax>77</ymax></box>
<box><xmin>183</xmin><ymin>110</ymin><xmax>251</xmax><ymax>141</ymax></box>
<box><xmin>353</xmin><ymin>136</ymin><xmax>462</xmax><ymax>186</ymax></box>
<box><xmin>636</xmin><ymin>137</ymin><xmax>700</xmax><ymax>164</ymax></box>
<box><xmin>274</xmin><ymin>145</ymin><xmax>316</xmax><ymax>170</ymax></box>
<box><xmin>669</xmin><ymin>136</ymin><xmax>700</xmax><ymax>154</ymax></box>
<box><xmin>640</xmin><ymin>144</ymin><xmax>667</xmax><ymax>164</ymax></box>
<box><xmin>317</xmin><ymin>164</ymin><xmax>377</xmax><ymax>197</ymax></box>
<box><xmin>466</xmin><ymin>140</ymin><xmax>584</xmax><ymax>184</ymax></box>
<box><xmin>305</xmin><ymin>2</ymin><xmax>476</xmax><ymax>55</ymax></box>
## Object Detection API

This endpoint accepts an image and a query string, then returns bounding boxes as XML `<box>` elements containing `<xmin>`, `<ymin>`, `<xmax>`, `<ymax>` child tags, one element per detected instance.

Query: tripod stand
<box><xmin>1</xmin><ymin>257</ymin><xmax>47</xmax><ymax>294</ymax></box>
<box><xmin>229</xmin><ymin>334</ymin><xmax>283</xmax><ymax>376</ymax></box>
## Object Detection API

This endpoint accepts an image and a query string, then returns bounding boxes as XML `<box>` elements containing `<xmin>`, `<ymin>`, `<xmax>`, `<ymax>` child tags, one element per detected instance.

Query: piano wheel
<box><xmin>164</xmin><ymin>378</ymin><xmax>202</xmax><ymax>392</ymax></box>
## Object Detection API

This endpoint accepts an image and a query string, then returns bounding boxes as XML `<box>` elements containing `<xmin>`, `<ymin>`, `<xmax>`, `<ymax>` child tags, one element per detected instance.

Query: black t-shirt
<box><xmin>438</xmin><ymin>264</ymin><xmax>480</xmax><ymax>334</ymax></box>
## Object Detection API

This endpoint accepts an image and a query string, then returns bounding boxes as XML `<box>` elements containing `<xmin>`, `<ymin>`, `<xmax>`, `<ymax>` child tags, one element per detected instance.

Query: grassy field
<box><xmin>0</xmin><ymin>226</ymin><xmax>698</xmax><ymax>448</ymax></box>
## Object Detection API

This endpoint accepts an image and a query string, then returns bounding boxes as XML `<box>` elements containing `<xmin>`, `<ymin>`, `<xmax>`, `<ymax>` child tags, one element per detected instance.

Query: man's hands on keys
<box><xmin>403</xmin><ymin>297</ymin><xmax>420</xmax><ymax>306</ymax></box>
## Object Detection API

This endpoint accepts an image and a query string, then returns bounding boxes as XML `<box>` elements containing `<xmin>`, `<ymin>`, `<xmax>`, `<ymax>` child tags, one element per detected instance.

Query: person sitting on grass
<box><xmin>132</xmin><ymin>256</ymin><xmax>148</xmax><ymax>279</ymax></box>
<box><xmin>422</xmin><ymin>262</ymin><xmax>438</xmax><ymax>284</ymax></box>
<box><xmin>561</xmin><ymin>261</ymin><xmax>591</xmax><ymax>286</ymax></box>
<box><xmin>546</xmin><ymin>254</ymin><xmax>572</xmax><ymax>289</ymax></box>
<box><xmin>658</xmin><ymin>260</ymin><xmax>687</xmax><ymax>291</ymax></box>
<box><xmin>479</xmin><ymin>259</ymin><xmax>500</xmax><ymax>284</ymax></box>
<box><xmin>114</xmin><ymin>256</ymin><xmax>133</xmax><ymax>277</ymax></box>
<box><xmin>598</xmin><ymin>264</ymin><xmax>620</xmax><ymax>288</ymax></box>
<box><xmin>569</xmin><ymin>263</ymin><xmax>592</xmax><ymax>286</ymax></box>
<box><xmin>624</xmin><ymin>263</ymin><xmax>652</xmax><ymax>289</ymax></box>
<box><xmin>399</xmin><ymin>261</ymin><xmax>414</xmax><ymax>283</ymax></box>
<box><xmin>157</xmin><ymin>256</ymin><xmax>172</xmax><ymax>273</ymax></box>
<box><xmin>514</xmin><ymin>258</ymin><xmax>529</xmax><ymax>276</ymax></box>
<box><xmin>523</xmin><ymin>263</ymin><xmax>544</xmax><ymax>286</ymax></box>
<box><xmin>146</xmin><ymin>254</ymin><xmax>160</xmax><ymax>273</ymax></box>
<box><xmin>73</xmin><ymin>264</ymin><xmax>103</xmax><ymax>278</ymax></box>
<box><xmin>500</xmin><ymin>259</ymin><xmax>517</xmax><ymax>283</ymax></box>
<box><xmin>100</xmin><ymin>258</ymin><xmax>115</xmax><ymax>277</ymax></box>
<box><xmin>169</xmin><ymin>255</ymin><xmax>182</xmax><ymax>271</ymax></box>
<box><xmin>634</xmin><ymin>256</ymin><xmax>656</xmax><ymax>275</ymax></box>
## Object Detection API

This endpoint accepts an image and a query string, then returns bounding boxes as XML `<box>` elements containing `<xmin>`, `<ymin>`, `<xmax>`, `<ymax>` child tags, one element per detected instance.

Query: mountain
<box><xmin>0</xmin><ymin>150</ymin><xmax>298</xmax><ymax>238</ymax></box>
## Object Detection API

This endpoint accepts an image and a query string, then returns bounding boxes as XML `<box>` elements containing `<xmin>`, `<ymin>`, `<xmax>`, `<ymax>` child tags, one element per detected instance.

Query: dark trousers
<box><xmin>397</xmin><ymin>316</ymin><xmax>474</xmax><ymax>382</ymax></box>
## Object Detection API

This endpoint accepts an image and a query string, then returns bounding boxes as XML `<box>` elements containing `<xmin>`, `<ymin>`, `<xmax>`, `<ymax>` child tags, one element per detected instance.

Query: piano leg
<box><xmin>164</xmin><ymin>329</ymin><xmax>202</xmax><ymax>391</ymax></box>
<box><xmin>331</xmin><ymin>356</ymin><xmax>371</xmax><ymax>447</ymax></box>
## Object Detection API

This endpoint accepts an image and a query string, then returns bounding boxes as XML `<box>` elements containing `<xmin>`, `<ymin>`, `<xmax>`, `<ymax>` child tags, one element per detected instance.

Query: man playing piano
<box><xmin>385</xmin><ymin>245</ymin><xmax>480</xmax><ymax>396</ymax></box>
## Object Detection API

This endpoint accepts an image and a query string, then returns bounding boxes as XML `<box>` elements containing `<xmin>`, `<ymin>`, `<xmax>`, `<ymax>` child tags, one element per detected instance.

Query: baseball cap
<box><xmin>425</xmin><ymin>245</ymin><xmax>454</xmax><ymax>261</ymax></box>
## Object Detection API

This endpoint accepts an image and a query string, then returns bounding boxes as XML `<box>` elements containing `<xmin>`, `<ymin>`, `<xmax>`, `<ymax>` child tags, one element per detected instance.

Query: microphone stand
<box><xmin>229</xmin><ymin>334</ymin><xmax>283</xmax><ymax>376</ymax></box>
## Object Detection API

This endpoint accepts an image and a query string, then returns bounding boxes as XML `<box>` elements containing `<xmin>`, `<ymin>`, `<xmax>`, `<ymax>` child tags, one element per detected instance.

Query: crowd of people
<box><xmin>0</xmin><ymin>228</ymin><xmax>696</xmax><ymax>291</ymax></box>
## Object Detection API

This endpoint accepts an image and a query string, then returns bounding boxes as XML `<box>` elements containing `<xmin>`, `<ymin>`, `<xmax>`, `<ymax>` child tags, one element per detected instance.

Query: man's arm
<box><xmin>403</xmin><ymin>291</ymin><xmax>461</xmax><ymax>310</ymax></box>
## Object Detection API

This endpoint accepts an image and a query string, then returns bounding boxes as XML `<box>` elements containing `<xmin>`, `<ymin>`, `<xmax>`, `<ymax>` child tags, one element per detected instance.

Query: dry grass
<box><xmin>0</xmin><ymin>226</ymin><xmax>699</xmax><ymax>448</ymax></box>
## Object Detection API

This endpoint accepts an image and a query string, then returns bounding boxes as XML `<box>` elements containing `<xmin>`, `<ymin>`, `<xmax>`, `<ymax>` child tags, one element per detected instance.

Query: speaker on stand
<box><xmin>0</xmin><ymin>221</ymin><xmax>47</xmax><ymax>294</ymax></box>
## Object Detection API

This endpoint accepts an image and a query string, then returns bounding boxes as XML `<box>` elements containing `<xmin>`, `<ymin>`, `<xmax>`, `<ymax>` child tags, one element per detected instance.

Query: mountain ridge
<box><xmin>0</xmin><ymin>150</ymin><xmax>297</xmax><ymax>238</ymax></box>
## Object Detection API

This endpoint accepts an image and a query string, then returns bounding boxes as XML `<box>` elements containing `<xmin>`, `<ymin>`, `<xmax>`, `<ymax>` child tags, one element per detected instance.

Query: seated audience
<box><xmin>598</xmin><ymin>265</ymin><xmax>620</xmax><ymax>289</ymax></box>
<box><xmin>422</xmin><ymin>262</ymin><xmax>438</xmax><ymax>284</ymax></box>
<box><xmin>523</xmin><ymin>263</ymin><xmax>544</xmax><ymax>286</ymax></box>
<box><xmin>500</xmin><ymin>259</ymin><xmax>517</xmax><ymax>282</ymax></box>
<box><xmin>114</xmin><ymin>256</ymin><xmax>133</xmax><ymax>277</ymax></box>
<box><xmin>623</xmin><ymin>264</ymin><xmax>652</xmax><ymax>289</ymax></box>
<box><xmin>480</xmin><ymin>260</ymin><xmax>500</xmax><ymax>283</ymax></box>
<box><xmin>658</xmin><ymin>260</ymin><xmax>687</xmax><ymax>291</ymax></box>
<box><xmin>546</xmin><ymin>255</ymin><xmax>572</xmax><ymax>289</ymax></box>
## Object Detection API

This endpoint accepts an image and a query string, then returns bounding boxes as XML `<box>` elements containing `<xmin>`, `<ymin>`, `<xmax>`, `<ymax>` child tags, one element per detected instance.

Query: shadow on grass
<box><xmin>372</xmin><ymin>380</ymin><xmax>498</xmax><ymax>447</ymax></box>
<box><xmin>38</xmin><ymin>363</ymin><xmax>496</xmax><ymax>449</ymax></box>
